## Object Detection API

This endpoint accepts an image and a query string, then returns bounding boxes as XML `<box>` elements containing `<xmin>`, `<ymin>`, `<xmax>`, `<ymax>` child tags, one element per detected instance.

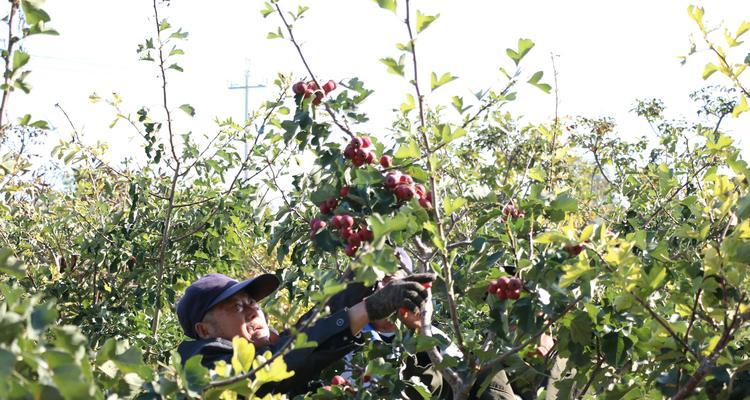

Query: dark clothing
<box><xmin>325</xmin><ymin>282</ymin><xmax>517</xmax><ymax>400</ymax></box>
<box><xmin>177</xmin><ymin>308</ymin><xmax>363</xmax><ymax>396</ymax></box>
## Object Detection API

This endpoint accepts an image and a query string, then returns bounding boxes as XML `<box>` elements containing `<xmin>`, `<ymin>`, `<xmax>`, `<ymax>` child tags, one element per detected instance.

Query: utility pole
<box><xmin>228</xmin><ymin>70</ymin><xmax>265</xmax><ymax>179</ymax></box>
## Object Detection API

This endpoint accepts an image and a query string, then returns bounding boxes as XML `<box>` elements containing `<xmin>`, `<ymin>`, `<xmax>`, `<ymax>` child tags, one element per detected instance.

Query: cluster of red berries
<box><xmin>343</xmin><ymin>136</ymin><xmax>376</xmax><ymax>167</ymax></box>
<box><xmin>487</xmin><ymin>277</ymin><xmax>523</xmax><ymax>300</ymax></box>
<box><xmin>309</xmin><ymin>212</ymin><xmax>374</xmax><ymax>258</ymax></box>
<box><xmin>318</xmin><ymin>198</ymin><xmax>338</xmax><ymax>215</ymax></box>
<box><xmin>502</xmin><ymin>202</ymin><xmax>525</xmax><ymax>219</ymax></box>
<box><xmin>292</xmin><ymin>79</ymin><xmax>337</xmax><ymax>105</ymax></box>
<box><xmin>384</xmin><ymin>171</ymin><xmax>432</xmax><ymax>209</ymax></box>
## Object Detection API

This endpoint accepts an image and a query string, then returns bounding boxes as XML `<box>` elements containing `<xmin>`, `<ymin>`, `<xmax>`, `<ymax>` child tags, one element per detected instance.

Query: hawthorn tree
<box><xmin>0</xmin><ymin>0</ymin><xmax>749</xmax><ymax>399</ymax></box>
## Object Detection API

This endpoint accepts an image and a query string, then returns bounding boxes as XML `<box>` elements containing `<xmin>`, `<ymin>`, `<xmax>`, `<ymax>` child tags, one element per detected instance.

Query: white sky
<box><xmin>11</xmin><ymin>0</ymin><xmax>750</xmax><ymax>164</ymax></box>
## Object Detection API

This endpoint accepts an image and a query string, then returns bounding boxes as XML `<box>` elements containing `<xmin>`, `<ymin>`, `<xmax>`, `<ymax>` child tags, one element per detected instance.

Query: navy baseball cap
<box><xmin>177</xmin><ymin>273</ymin><xmax>280</xmax><ymax>339</ymax></box>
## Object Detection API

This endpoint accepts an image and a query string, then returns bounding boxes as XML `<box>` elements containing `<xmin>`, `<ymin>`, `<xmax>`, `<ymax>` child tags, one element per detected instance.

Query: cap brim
<box><xmin>205</xmin><ymin>273</ymin><xmax>280</xmax><ymax>312</ymax></box>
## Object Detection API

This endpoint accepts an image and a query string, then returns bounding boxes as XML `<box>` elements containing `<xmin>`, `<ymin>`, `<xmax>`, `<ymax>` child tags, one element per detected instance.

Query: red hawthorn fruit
<box><xmin>350</xmin><ymin>137</ymin><xmax>364</xmax><ymax>149</ymax></box>
<box><xmin>415</xmin><ymin>184</ymin><xmax>426</xmax><ymax>197</ymax></box>
<box><xmin>307</xmin><ymin>81</ymin><xmax>319</xmax><ymax>91</ymax></box>
<box><xmin>340</xmin><ymin>227</ymin><xmax>354</xmax><ymax>239</ymax></box>
<box><xmin>319</xmin><ymin>203</ymin><xmax>331</xmax><ymax>215</ymax></box>
<box><xmin>497</xmin><ymin>277</ymin><xmax>510</xmax><ymax>291</ymax></box>
<box><xmin>352</xmin><ymin>153</ymin><xmax>366</xmax><ymax>167</ymax></box>
<box><xmin>341</xmin><ymin>215</ymin><xmax>354</xmax><ymax>228</ymax></box>
<box><xmin>488</xmin><ymin>279</ymin><xmax>500</xmax><ymax>294</ymax></box>
<box><xmin>424</xmin><ymin>191</ymin><xmax>433</xmax><ymax>202</ymax></box>
<box><xmin>343</xmin><ymin>145</ymin><xmax>356</xmax><ymax>159</ymax></box>
<box><xmin>365</xmin><ymin>151</ymin><xmax>375</xmax><ymax>164</ymax></box>
<box><xmin>331</xmin><ymin>375</ymin><xmax>348</xmax><ymax>386</ymax></box>
<box><xmin>326</xmin><ymin>198</ymin><xmax>338</xmax><ymax>212</ymax></box>
<box><xmin>419</xmin><ymin>197</ymin><xmax>432</xmax><ymax>210</ymax></box>
<box><xmin>339</xmin><ymin>186</ymin><xmax>350</xmax><ymax>197</ymax></box>
<box><xmin>348</xmin><ymin>235</ymin><xmax>362</xmax><ymax>247</ymax></box>
<box><xmin>313</xmin><ymin>91</ymin><xmax>324</xmax><ymax>105</ymax></box>
<box><xmin>361</xmin><ymin>136</ymin><xmax>372</xmax><ymax>148</ymax></box>
<box><xmin>385</xmin><ymin>172</ymin><xmax>401</xmax><ymax>190</ymax></box>
<box><xmin>330</xmin><ymin>215</ymin><xmax>343</xmax><ymax>229</ymax></box>
<box><xmin>395</xmin><ymin>184</ymin><xmax>416</xmax><ymax>202</ymax></box>
<box><xmin>495</xmin><ymin>289</ymin><xmax>507</xmax><ymax>300</ymax></box>
<box><xmin>502</xmin><ymin>203</ymin><xmax>515</xmax><ymax>217</ymax></box>
<box><xmin>292</xmin><ymin>81</ymin><xmax>308</xmax><ymax>95</ymax></box>
<box><xmin>380</xmin><ymin>155</ymin><xmax>392</xmax><ymax>168</ymax></box>
<box><xmin>310</xmin><ymin>218</ymin><xmax>327</xmax><ymax>232</ymax></box>
<box><xmin>507</xmin><ymin>289</ymin><xmax>521</xmax><ymax>300</ymax></box>
<box><xmin>344</xmin><ymin>244</ymin><xmax>358</xmax><ymax>257</ymax></box>
<box><xmin>359</xmin><ymin>229</ymin><xmax>374</xmax><ymax>242</ymax></box>
<box><xmin>304</xmin><ymin>87</ymin><xmax>315</xmax><ymax>99</ymax></box>
<box><xmin>508</xmin><ymin>277</ymin><xmax>523</xmax><ymax>291</ymax></box>
<box><xmin>399</xmin><ymin>174</ymin><xmax>413</xmax><ymax>185</ymax></box>
<box><xmin>322</xmin><ymin>80</ymin><xmax>337</xmax><ymax>93</ymax></box>
<box><xmin>563</xmin><ymin>244</ymin><xmax>584</xmax><ymax>256</ymax></box>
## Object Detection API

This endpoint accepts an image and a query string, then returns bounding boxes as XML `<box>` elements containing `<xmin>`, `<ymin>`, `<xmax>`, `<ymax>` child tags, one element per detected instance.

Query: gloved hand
<box><xmin>364</xmin><ymin>273</ymin><xmax>435</xmax><ymax>320</ymax></box>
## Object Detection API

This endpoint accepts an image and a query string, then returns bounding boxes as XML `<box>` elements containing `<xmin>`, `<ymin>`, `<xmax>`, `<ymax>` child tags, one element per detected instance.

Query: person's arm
<box><xmin>347</xmin><ymin>301</ymin><xmax>369</xmax><ymax>335</ymax></box>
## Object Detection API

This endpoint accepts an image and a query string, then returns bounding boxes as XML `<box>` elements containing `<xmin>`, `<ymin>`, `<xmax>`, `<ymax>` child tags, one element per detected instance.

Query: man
<box><xmin>175</xmin><ymin>271</ymin><xmax>434</xmax><ymax>396</ymax></box>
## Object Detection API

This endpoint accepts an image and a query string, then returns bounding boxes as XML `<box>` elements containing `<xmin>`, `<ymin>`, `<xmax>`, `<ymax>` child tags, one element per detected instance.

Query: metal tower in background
<box><xmin>228</xmin><ymin>70</ymin><xmax>265</xmax><ymax>180</ymax></box>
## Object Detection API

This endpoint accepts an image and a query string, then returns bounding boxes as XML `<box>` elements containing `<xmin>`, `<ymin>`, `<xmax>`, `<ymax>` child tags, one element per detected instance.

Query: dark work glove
<box><xmin>364</xmin><ymin>273</ymin><xmax>435</xmax><ymax>320</ymax></box>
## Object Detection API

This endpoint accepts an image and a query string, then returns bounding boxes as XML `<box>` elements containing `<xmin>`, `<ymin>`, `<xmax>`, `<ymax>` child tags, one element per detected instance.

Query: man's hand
<box><xmin>364</xmin><ymin>273</ymin><xmax>435</xmax><ymax>320</ymax></box>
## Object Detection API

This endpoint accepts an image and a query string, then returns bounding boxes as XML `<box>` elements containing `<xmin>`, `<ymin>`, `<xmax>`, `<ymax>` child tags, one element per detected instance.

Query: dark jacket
<box><xmin>177</xmin><ymin>308</ymin><xmax>363</xmax><ymax>396</ymax></box>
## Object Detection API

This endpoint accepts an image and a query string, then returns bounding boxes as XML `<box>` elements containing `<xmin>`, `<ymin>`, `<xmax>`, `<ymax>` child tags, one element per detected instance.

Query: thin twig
<box><xmin>0</xmin><ymin>0</ymin><xmax>19</xmax><ymax>135</ymax></box>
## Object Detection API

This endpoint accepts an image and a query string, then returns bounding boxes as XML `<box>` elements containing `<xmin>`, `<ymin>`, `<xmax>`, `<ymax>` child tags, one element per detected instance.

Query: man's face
<box><xmin>200</xmin><ymin>291</ymin><xmax>271</xmax><ymax>346</ymax></box>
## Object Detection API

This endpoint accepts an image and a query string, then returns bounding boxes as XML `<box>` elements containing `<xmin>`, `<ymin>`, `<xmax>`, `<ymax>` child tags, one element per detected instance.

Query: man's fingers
<box><xmin>400</xmin><ymin>298</ymin><xmax>420</xmax><ymax>313</ymax></box>
<box><xmin>402</xmin><ymin>273</ymin><xmax>435</xmax><ymax>284</ymax></box>
<box><xmin>404</xmin><ymin>289</ymin><xmax>427</xmax><ymax>307</ymax></box>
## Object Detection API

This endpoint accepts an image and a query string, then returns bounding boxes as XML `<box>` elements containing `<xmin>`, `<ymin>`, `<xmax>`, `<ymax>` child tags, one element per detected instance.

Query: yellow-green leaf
<box><xmin>253</xmin><ymin>351</ymin><xmax>294</xmax><ymax>383</ymax></box>
<box><xmin>430</xmin><ymin>71</ymin><xmax>458</xmax><ymax>91</ymax></box>
<box><xmin>736</xmin><ymin>21</ymin><xmax>750</xmax><ymax>39</ymax></box>
<box><xmin>373</xmin><ymin>0</ymin><xmax>397</xmax><ymax>13</ymax></box>
<box><xmin>394</xmin><ymin>138</ymin><xmax>421</xmax><ymax>159</ymax></box>
<box><xmin>702</xmin><ymin>63</ymin><xmax>719</xmax><ymax>80</ymax></box>
<box><xmin>231</xmin><ymin>337</ymin><xmax>255</xmax><ymax>374</ymax></box>
<box><xmin>443</xmin><ymin>197</ymin><xmax>466</xmax><ymax>215</ymax></box>
<box><xmin>732</xmin><ymin>95</ymin><xmax>749</xmax><ymax>118</ymax></box>
<box><xmin>416</xmin><ymin>11</ymin><xmax>439</xmax><ymax>33</ymax></box>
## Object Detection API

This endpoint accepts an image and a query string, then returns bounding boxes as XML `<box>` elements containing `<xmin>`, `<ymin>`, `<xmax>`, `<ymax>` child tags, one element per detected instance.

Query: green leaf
<box><xmin>602</xmin><ymin>331</ymin><xmax>633</xmax><ymax>367</ymax></box>
<box><xmin>527</xmin><ymin>71</ymin><xmax>551</xmax><ymax>93</ymax></box>
<box><xmin>369</xmin><ymin>213</ymin><xmax>410</xmax><ymax>240</ymax></box>
<box><xmin>443</xmin><ymin>197</ymin><xmax>466</xmax><ymax>215</ymax></box>
<box><xmin>231</xmin><ymin>337</ymin><xmax>255</xmax><ymax>374</ymax></box>
<box><xmin>381</xmin><ymin>56</ymin><xmax>405</xmax><ymax>76</ymax></box>
<box><xmin>181</xmin><ymin>355</ymin><xmax>210</xmax><ymax>397</ymax></box>
<box><xmin>179</xmin><ymin>104</ymin><xmax>196</xmax><ymax>116</ymax></box>
<box><xmin>528</xmin><ymin>166</ymin><xmax>546</xmax><ymax>182</ymax></box>
<box><xmin>401</xmin><ymin>93</ymin><xmax>415</xmax><ymax>114</ymax></box>
<box><xmin>169</xmin><ymin>28</ymin><xmax>189</xmax><ymax>39</ymax></box>
<box><xmin>394</xmin><ymin>138</ymin><xmax>421</xmax><ymax>159</ymax></box>
<box><xmin>737</xmin><ymin>21</ymin><xmax>750</xmax><ymax>38</ymax></box>
<box><xmin>30</xmin><ymin>301</ymin><xmax>58</xmax><ymax>336</ymax></box>
<box><xmin>416</xmin><ymin>11</ymin><xmax>439</xmax><ymax>33</ymax></box>
<box><xmin>168</xmin><ymin>63</ymin><xmax>183</xmax><ymax>72</ymax></box>
<box><xmin>430</xmin><ymin>71</ymin><xmax>458</xmax><ymax>91</ymax></box>
<box><xmin>373</xmin><ymin>0</ymin><xmax>397</xmax><ymax>13</ymax></box>
<box><xmin>12</xmin><ymin>51</ymin><xmax>30</xmax><ymax>72</ymax></box>
<box><xmin>267</xmin><ymin>27</ymin><xmax>283</xmax><ymax>40</ymax></box>
<box><xmin>506</xmin><ymin>38</ymin><xmax>535</xmax><ymax>66</ymax></box>
<box><xmin>20</xmin><ymin>0</ymin><xmax>51</xmax><ymax>25</ymax></box>
<box><xmin>0</xmin><ymin>248</ymin><xmax>26</xmax><ymax>279</ymax></box>
<box><xmin>569</xmin><ymin>312</ymin><xmax>592</xmax><ymax>345</ymax></box>
<box><xmin>732</xmin><ymin>95</ymin><xmax>749</xmax><ymax>118</ymax></box>
<box><xmin>260</xmin><ymin>2</ymin><xmax>275</xmax><ymax>17</ymax></box>
<box><xmin>551</xmin><ymin>192</ymin><xmax>578</xmax><ymax>212</ymax></box>
<box><xmin>702</xmin><ymin>63</ymin><xmax>719</xmax><ymax>79</ymax></box>
<box><xmin>687</xmin><ymin>5</ymin><xmax>705</xmax><ymax>30</ymax></box>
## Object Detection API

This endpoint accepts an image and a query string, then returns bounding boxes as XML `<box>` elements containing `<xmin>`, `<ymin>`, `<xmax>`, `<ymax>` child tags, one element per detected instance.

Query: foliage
<box><xmin>1</xmin><ymin>0</ymin><xmax>750</xmax><ymax>399</ymax></box>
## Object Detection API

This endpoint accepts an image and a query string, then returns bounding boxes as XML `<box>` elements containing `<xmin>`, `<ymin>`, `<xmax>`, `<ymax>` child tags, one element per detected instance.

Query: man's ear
<box><xmin>195</xmin><ymin>321</ymin><xmax>214</xmax><ymax>339</ymax></box>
